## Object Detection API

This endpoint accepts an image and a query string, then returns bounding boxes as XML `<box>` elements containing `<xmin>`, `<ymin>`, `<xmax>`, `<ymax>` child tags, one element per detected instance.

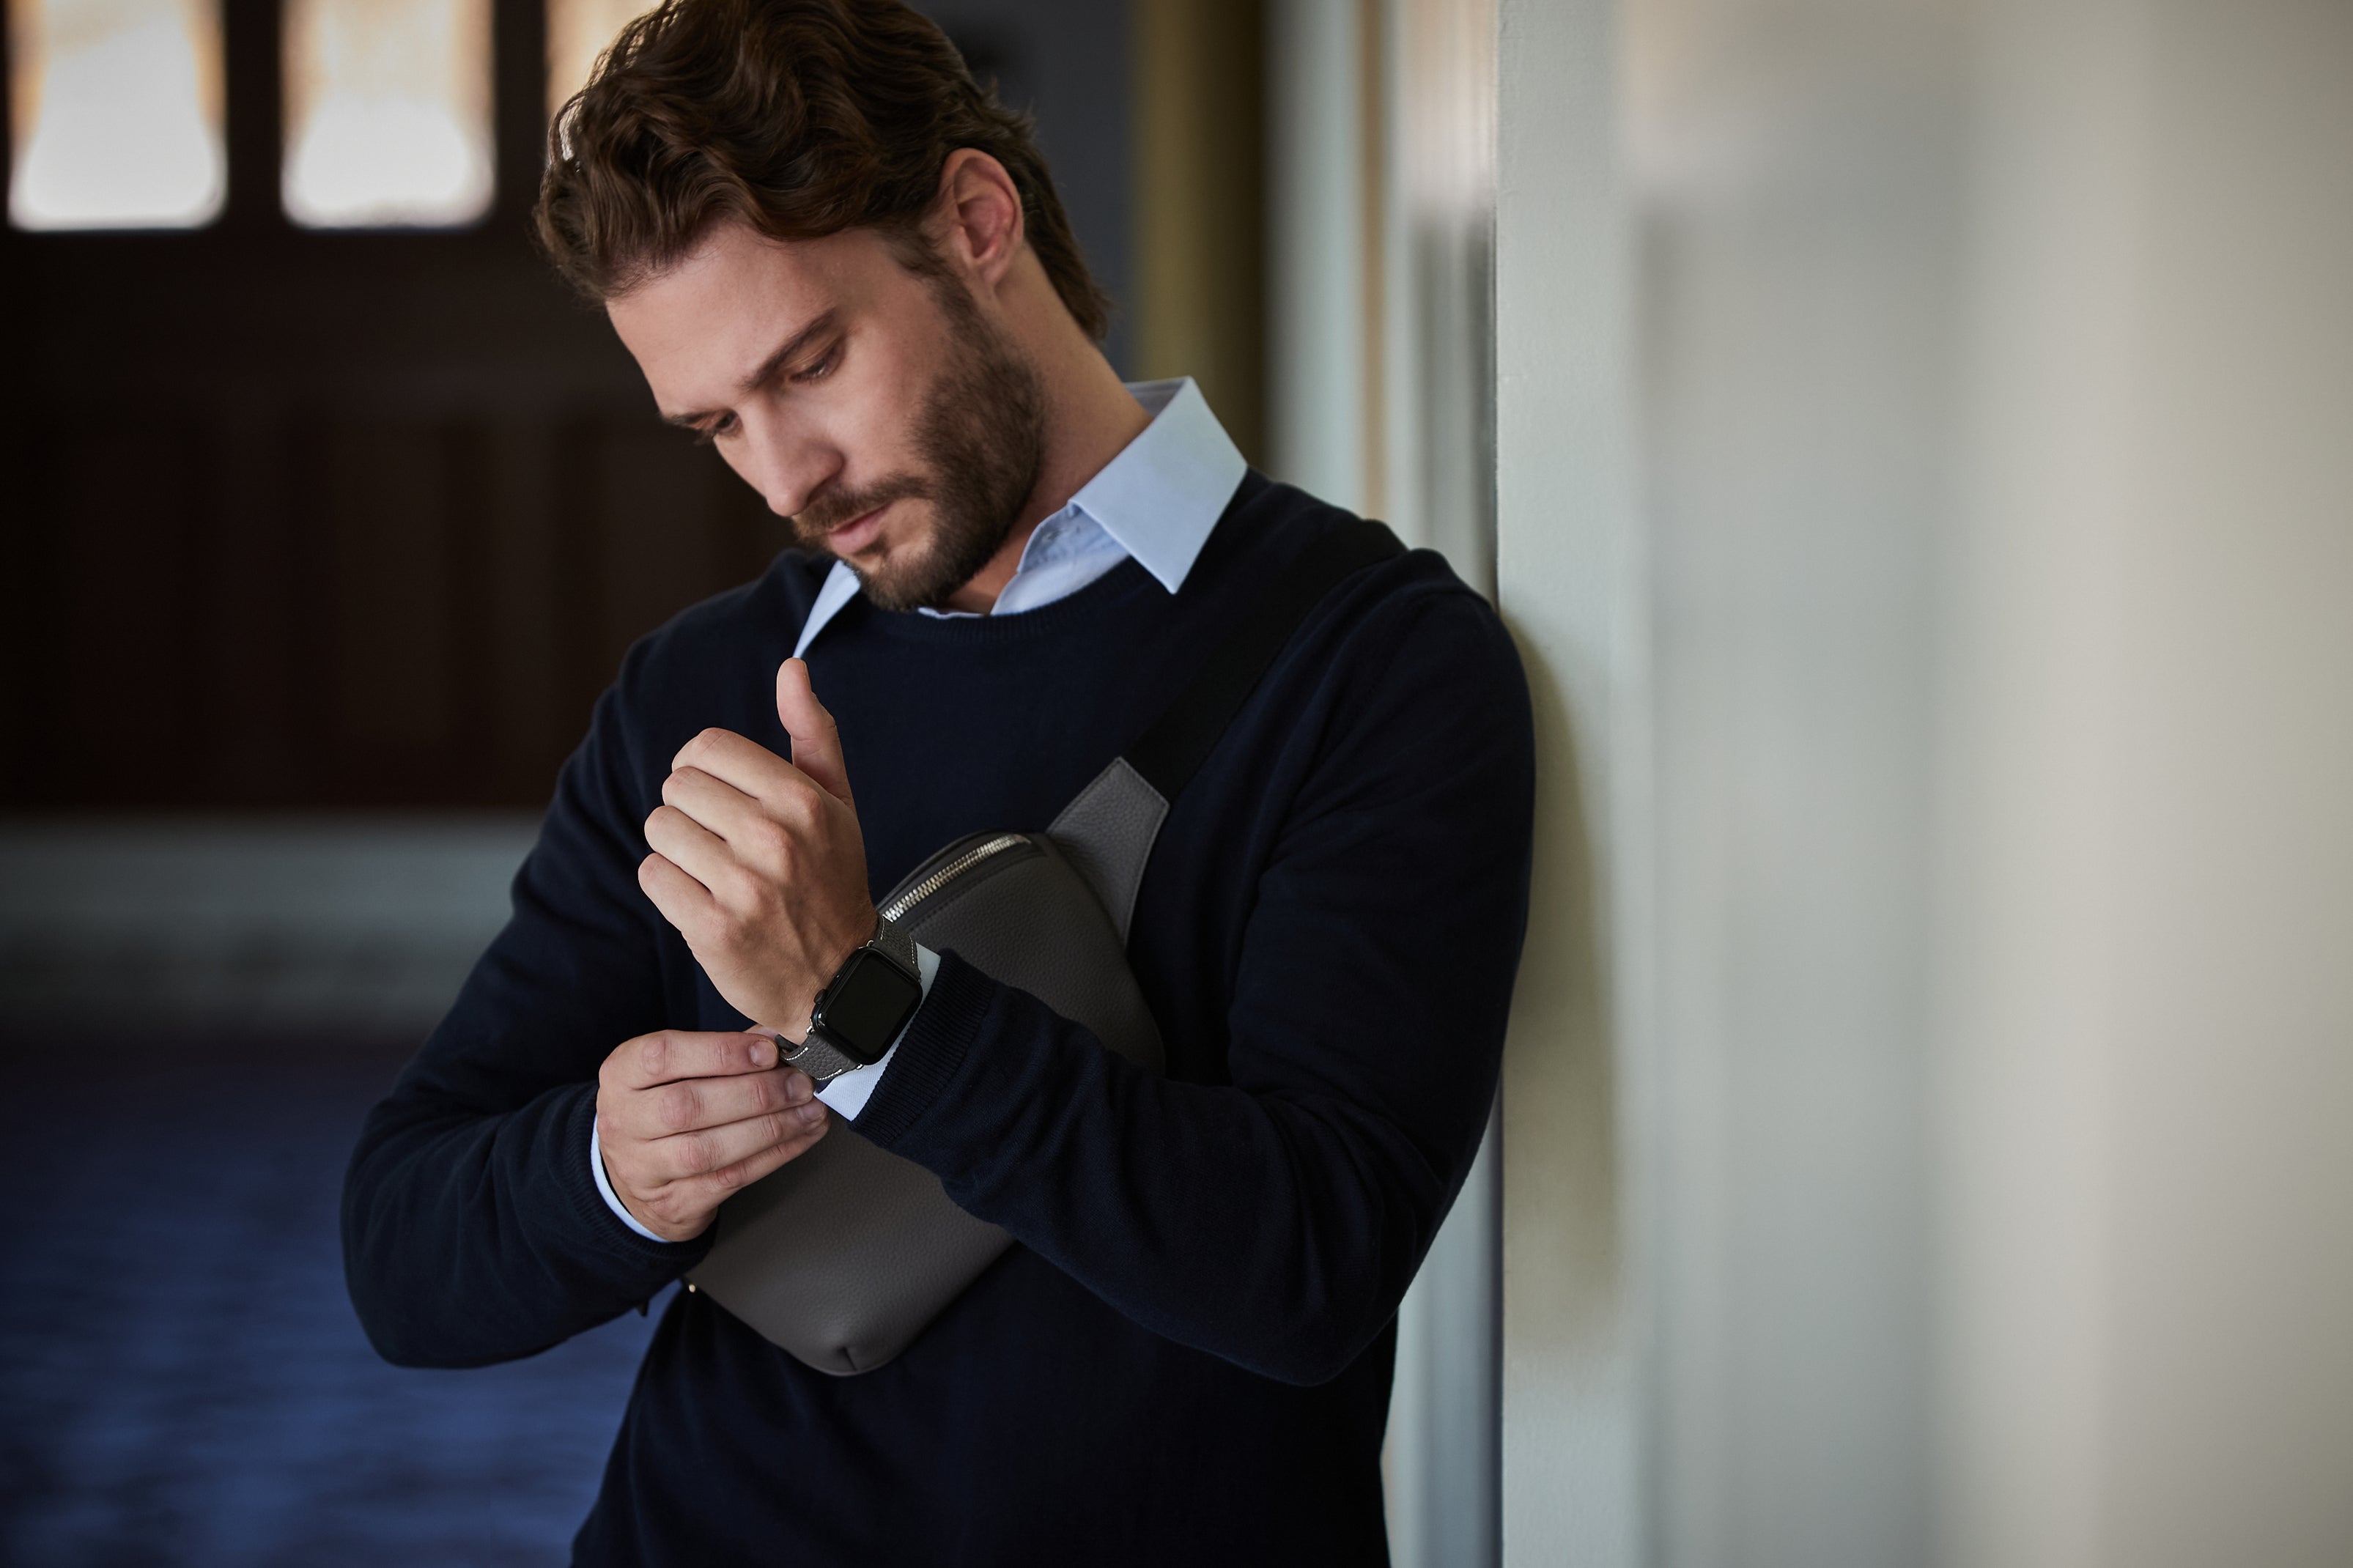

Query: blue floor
<box><xmin>0</xmin><ymin>1032</ymin><xmax>661</xmax><ymax>1567</ymax></box>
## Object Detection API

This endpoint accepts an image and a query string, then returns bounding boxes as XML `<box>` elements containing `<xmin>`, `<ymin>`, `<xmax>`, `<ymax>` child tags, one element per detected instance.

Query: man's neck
<box><xmin>939</xmin><ymin>343</ymin><xmax>1153</xmax><ymax>615</ymax></box>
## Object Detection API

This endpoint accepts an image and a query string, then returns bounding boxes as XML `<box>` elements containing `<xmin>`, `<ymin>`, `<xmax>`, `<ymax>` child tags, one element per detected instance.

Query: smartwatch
<box><xmin>783</xmin><ymin>913</ymin><xmax>923</xmax><ymax>1082</ymax></box>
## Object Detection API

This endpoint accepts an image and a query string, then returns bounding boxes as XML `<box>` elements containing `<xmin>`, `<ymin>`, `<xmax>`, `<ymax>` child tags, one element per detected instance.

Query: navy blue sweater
<box><xmin>342</xmin><ymin>476</ymin><xmax>1534</xmax><ymax>1565</ymax></box>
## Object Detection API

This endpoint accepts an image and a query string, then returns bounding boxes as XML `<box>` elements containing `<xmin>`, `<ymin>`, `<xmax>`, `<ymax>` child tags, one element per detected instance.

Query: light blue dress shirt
<box><xmin>594</xmin><ymin>377</ymin><xmax>1246</xmax><ymax>1240</ymax></box>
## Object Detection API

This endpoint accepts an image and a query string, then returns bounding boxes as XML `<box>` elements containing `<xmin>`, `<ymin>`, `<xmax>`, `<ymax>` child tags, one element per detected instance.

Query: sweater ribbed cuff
<box><xmin>851</xmin><ymin>948</ymin><xmax>987</xmax><ymax>1150</ymax></box>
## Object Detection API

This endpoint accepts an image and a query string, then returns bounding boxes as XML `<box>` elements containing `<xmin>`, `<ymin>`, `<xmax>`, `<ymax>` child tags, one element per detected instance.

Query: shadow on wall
<box><xmin>1497</xmin><ymin>631</ymin><xmax>1622</xmax><ymax>1357</ymax></box>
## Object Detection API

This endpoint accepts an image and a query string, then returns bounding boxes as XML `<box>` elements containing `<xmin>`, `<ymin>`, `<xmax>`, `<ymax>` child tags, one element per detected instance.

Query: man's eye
<box><xmin>792</xmin><ymin>344</ymin><xmax>841</xmax><ymax>385</ymax></box>
<box><xmin>693</xmin><ymin>413</ymin><xmax>739</xmax><ymax>447</ymax></box>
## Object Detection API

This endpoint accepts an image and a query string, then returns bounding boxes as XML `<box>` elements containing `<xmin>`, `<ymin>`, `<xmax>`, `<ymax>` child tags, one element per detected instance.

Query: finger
<box><xmin>672</xmin><ymin>727</ymin><xmax>807</xmax><ymax>802</ymax></box>
<box><xmin>610</xmin><ymin>1113</ymin><xmax>828</xmax><ymax>1240</ymax></box>
<box><xmin>607</xmin><ymin>1028</ymin><xmax>778</xmax><ymax>1090</ymax></box>
<box><xmin>648</xmin><ymin>1098</ymin><xmax>830</xmax><ymax>1183</ymax></box>
<box><xmin>658</xmin><ymin>766</ymin><xmax>777</xmax><ymax>848</ymax></box>
<box><xmin>638</xmin><ymin>848</ymin><xmax>717</xmax><ymax>932</ymax></box>
<box><xmin>616</xmin><ymin>1062</ymin><xmax>814</xmax><ymax>1141</ymax></box>
<box><xmin>676</xmin><ymin>1114</ymin><xmax>830</xmax><ymax>1208</ymax></box>
<box><xmin>643</xmin><ymin>804</ymin><xmax>736</xmax><ymax>890</ymax></box>
<box><xmin>776</xmin><ymin>659</ymin><xmax>854</xmax><ymax>807</ymax></box>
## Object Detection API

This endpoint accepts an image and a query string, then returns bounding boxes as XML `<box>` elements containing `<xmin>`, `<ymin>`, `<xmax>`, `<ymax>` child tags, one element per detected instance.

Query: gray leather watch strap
<box><xmin>783</xmin><ymin>914</ymin><xmax>920</xmax><ymax>1081</ymax></box>
<box><xmin>867</xmin><ymin>911</ymin><xmax>920</xmax><ymax>977</ymax></box>
<box><xmin>780</xmin><ymin>1032</ymin><xmax>860</xmax><ymax>1082</ymax></box>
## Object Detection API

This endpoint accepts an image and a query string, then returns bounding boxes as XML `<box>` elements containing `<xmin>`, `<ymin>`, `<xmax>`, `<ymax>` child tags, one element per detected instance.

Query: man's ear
<box><xmin>934</xmin><ymin>149</ymin><xmax>1026</xmax><ymax>292</ymax></box>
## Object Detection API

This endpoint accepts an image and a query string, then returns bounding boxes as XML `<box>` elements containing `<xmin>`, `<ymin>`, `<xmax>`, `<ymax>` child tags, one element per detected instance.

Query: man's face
<box><xmin>607</xmin><ymin>219</ymin><xmax>1043</xmax><ymax>612</ymax></box>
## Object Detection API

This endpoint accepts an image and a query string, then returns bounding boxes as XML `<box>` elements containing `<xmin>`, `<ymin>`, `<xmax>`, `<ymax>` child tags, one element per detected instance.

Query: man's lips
<box><xmin>824</xmin><ymin>503</ymin><xmax>889</xmax><ymax>555</ymax></box>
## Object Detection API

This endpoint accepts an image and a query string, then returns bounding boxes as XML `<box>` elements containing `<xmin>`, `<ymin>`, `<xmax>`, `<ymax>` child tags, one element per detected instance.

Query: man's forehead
<box><xmin>607</xmin><ymin>223</ymin><xmax>888</xmax><ymax>395</ymax></box>
<box><xmin>610</xmin><ymin>226</ymin><xmax>819</xmax><ymax>346</ymax></box>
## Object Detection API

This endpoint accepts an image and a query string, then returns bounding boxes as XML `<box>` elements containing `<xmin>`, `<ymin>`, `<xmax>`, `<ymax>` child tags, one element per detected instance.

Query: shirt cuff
<box><xmin>590</xmin><ymin>1117</ymin><xmax>669</xmax><ymax>1243</ymax></box>
<box><xmin>586</xmin><ymin>944</ymin><xmax>939</xmax><ymax>1240</ymax></box>
<box><xmin>813</xmin><ymin>943</ymin><xmax>939</xmax><ymax>1120</ymax></box>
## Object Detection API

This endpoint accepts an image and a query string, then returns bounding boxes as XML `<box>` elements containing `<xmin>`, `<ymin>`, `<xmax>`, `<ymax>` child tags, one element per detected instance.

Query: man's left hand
<box><xmin>639</xmin><ymin>658</ymin><xmax>876</xmax><ymax>1039</ymax></box>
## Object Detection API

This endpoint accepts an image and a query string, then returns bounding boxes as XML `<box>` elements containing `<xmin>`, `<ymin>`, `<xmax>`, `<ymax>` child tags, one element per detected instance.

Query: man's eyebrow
<box><xmin>660</xmin><ymin>308</ymin><xmax>841</xmax><ymax>427</ymax></box>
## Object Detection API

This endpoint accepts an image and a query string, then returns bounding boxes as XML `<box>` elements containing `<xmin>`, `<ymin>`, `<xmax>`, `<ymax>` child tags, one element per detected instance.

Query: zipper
<box><xmin>879</xmin><ymin>833</ymin><xmax>1034</xmax><ymax>923</ymax></box>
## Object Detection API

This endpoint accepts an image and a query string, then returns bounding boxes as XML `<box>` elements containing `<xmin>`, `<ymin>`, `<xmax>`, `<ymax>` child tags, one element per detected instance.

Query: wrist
<box><xmin>589</xmin><ymin>1113</ymin><xmax>701</xmax><ymax>1245</ymax></box>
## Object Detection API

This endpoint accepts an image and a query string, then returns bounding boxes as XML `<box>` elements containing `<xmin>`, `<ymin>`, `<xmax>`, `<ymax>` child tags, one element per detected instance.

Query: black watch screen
<box><xmin>810</xmin><ymin>948</ymin><xmax>923</xmax><ymax>1065</ymax></box>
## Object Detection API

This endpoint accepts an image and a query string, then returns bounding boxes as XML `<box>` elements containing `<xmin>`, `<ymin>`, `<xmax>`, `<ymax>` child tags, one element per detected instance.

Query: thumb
<box><xmin>776</xmin><ymin>659</ymin><xmax>854</xmax><ymax>806</ymax></box>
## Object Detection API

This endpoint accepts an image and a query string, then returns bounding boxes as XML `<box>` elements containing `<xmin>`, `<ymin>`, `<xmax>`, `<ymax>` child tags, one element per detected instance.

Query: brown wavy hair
<box><xmin>536</xmin><ymin>0</ymin><xmax>1110</xmax><ymax>340</ymax></box>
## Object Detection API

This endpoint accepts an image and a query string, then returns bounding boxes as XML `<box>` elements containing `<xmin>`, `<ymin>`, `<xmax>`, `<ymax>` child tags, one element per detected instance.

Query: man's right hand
<box><xmin>595</xmin><ymin>1029</ymin><xmax>830</xmax><ymax>1242</ymax></box>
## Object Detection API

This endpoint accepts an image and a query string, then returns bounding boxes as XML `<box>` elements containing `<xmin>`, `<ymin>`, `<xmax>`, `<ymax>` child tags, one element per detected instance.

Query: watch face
<box><xmin>813</xmin><ymin>949</ymin><xmax>923</xmax><ymax>1065</ymax></box>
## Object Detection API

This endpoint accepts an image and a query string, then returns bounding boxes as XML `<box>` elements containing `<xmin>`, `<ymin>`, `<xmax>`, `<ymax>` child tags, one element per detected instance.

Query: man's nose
<box><xmin>739</xmin><ymin>414</ymin><xmax>838</xmax><ymax>519</ymax></box>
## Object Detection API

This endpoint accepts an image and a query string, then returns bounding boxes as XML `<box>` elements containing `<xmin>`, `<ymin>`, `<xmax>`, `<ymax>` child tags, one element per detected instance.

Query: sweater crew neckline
<box><xmin>836</xmin><ymin>554</ymin><xmax>1164</xmax><ymax>647</ymax></box>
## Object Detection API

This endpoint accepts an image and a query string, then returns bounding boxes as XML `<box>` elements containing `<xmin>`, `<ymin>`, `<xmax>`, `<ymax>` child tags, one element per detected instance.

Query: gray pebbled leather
<box><xmin>1045</xmin><ymin>759</ymin><xmax>1170</xmax><ymax>942</ymax></box>
<box><xmin>865</xmin><ymin>911</ymin><xmax>920</xmax><ymax>977</ymax></box>
<box><xmin>779</xmin><ymin>1032</ymin><xmax>859</xmax><ymax>1082</ymax></box>
<box><xmin>686</xmin><ymin>835</ymin><xmax>1163</xmax><ymax>1375</ymax></box>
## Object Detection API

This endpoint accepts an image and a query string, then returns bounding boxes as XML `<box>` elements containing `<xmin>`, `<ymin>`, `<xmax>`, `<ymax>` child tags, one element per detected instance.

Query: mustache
<box><xmin>793</xmin><ymin>474</ymin><xmax>934</xmax><ymax>541</ymax></box>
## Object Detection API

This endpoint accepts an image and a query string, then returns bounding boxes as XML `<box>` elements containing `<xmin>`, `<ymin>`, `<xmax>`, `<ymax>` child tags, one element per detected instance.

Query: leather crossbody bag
<box><xmin>685</xmin><ymin>519</ymin><xmax>1403</xmax><ymax>1374</ymax></box>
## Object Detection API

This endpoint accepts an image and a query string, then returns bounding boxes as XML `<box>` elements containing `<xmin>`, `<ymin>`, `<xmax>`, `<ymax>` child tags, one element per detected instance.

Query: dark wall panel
<box><xmin>4</xmin><ymin>396</ymin><xmax>782</xmax><ymax>810</ymax></box>
<box><xmin>51</xmin><ymin>425</ymin><xmax>213</xmax><ymax>800</ymax></box>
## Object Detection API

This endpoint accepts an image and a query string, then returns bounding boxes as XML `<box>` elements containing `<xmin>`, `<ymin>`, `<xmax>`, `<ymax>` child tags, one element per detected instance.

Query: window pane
<box><xmin>545</xmin><ymin>0</ymin><xmax>650</xmax><ymax>122</ymax></box>
<box><xmin>7</xmin><ymin>0</ymin><xmax>225</xmax><ymax>229</ymax></box>
<box><xmin>283</xmin><ymin>0</ymin><xmax>492</xmax><ymax>228</ymax></box>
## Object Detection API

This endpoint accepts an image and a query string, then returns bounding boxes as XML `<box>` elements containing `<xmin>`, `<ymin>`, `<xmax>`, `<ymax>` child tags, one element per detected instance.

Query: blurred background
<box><xmin>4</xmin><ymin>0</ymin><xmax>2349</xmax><ymax>1566</ymax></box>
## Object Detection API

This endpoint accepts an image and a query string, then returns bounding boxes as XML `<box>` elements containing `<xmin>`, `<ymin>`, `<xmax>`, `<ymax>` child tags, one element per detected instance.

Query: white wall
<box><xmin>1491</xmin><ymin>1</ymin><xmax>2353</xmax><ymax>1567</ymax></box>
<box><xmin>1266</xmin><ymin>0</ymin><xmax>1369</xmax><ymax>515</ymax></box>
<box><xmin>1494</xmin><ymin>0</ymin><xmax>1649</xmax><ymax>1563</ymax></box>
<box><xmin>1938</xmin><ymin>4</ymin><xmax>2353</xmax><ymax>1564</ymax></box>
<box><xmin>1625</xmin><ymin>3</ymin><xmax>1960</xmax><ymax>1562</ymax></box>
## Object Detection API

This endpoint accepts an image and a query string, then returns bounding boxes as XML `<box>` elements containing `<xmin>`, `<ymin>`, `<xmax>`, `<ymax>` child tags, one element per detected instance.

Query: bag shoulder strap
<box><xmin>1049</xmin><ymin>518</ymin><xmax>1405</xmax><ymax>940</ymax></box>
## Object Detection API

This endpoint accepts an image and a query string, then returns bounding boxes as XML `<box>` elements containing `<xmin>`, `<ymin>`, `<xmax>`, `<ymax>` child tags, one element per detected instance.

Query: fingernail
<box><xmin>749</xmin><ymin>1036</ymin><xmax>776</xmax><ymax>1068</ymax></box>
<box><xmin>783</xmin><ymin>1071</ymin><xmax>811</xmax><ymax>1103</ymax></box>
<box><xmin>797</xmin><ymin>1101</ymin><xmax>827</xmax><ymax>1124</ymax></box>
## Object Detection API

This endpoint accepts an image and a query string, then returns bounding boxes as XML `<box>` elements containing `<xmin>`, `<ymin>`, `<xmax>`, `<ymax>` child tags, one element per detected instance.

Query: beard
<box><xmin>786</xmin><ymin>286</ymin><xmax>1046</xmax><ymax>613</ymax></box>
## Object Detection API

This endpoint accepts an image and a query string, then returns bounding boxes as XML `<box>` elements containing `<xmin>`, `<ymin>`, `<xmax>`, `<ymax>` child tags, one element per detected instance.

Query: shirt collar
<box><xmin>792</xmin><ymin>377</ymin><xmax>1246</xmax><ymax>658</ymax></box>
<box><xmin>1062</xmin><ymin>377</ymin><xmax>1245</xmax><ymax>593</ymax></box>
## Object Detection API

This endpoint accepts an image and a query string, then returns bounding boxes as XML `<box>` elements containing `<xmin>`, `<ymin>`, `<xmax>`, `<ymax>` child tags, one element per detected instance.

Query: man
<box><xmin>341</xmin><ymin>0</ymin><xmax>1533</xmax><ymax>1560</ymax></box>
